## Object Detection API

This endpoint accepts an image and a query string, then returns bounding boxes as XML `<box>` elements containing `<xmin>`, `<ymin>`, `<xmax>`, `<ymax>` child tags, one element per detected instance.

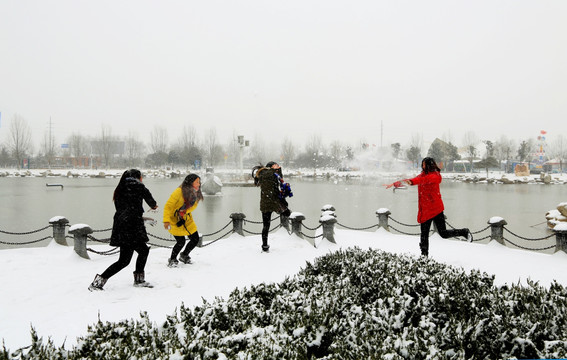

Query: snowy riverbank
<box><xmin>1</xmin><ymin>228</ymin><xmax>566</xmax><ymax>351</ymax></box>
<box><xmin>1</xmin><ymin>167</ymin><xmax>566</xmax><ymax>185</ymax></box>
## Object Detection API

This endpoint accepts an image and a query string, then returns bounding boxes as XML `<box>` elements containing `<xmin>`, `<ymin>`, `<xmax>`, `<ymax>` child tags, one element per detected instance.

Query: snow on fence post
<box><xmin>49</xmin><ymin>216</ymin><xmax>69</xmax><ymax>246</ymax></box>
<box><xmin>319</xmin><ymin>208</ymin><xmax>337</xmax><ymax>244</ymax></box>
<box><xmin>376</xmin><ymin>208</ymin><xmax>391</xmax><ymax>231</ymax></box>
<box><xmin>289</xmin><ymin>212</ymin><xmax>306</xmax><ymax>239</ymax></box>
<box><xmin>68</xmin><ymin>224</ymin><xmax>93</xmax><ymax>259</ymax></box>
<box><xmin>230</xmin><ymin>213</ymin><xmax>246</xmax><ymax>236</ymax></box>
<box><xmin>553</xmin><ymin>223</ymin><xmax>567</xmax><ymax>253</ymax></box>
<box><xmin>488</xmin><ymin>217</ymin><xmax>507</xmax><ymax>245</ymax></box>
<box><xmin>321</xmin><ymin>204</ymin><xmax>335</xmax><ymax>212</ymax></box>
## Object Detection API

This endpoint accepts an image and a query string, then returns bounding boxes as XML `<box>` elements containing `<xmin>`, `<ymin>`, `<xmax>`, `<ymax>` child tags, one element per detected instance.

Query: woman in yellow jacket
<box><xmin>163</xmin><ymin>174</ymin><xmax>203</xmax><ymax>267</ymax></box>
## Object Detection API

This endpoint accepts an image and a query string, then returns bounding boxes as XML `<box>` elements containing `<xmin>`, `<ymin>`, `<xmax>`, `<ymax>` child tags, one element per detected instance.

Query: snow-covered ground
<box><xmin>1</xmin><ymin>227</ymin><xmax>566</xmax><ymax>351</ymax></box>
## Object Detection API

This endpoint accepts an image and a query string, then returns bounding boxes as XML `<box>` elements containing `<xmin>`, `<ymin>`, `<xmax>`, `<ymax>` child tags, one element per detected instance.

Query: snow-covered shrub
<box><xmin>3</xmin><ymin>248</ymin><xmax>567</xmax><ymax>359</ymax></box>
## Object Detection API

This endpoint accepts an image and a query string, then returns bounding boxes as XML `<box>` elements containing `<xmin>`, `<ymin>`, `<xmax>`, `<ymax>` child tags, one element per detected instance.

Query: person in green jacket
<box><xmin>253</xmin><ymin>161</ymin><xmax>292</xmax><ymax>252</ymax></box>
<box><xmin>163</xmin><ymin>174</ymin><xmax>203</xmax><ymax>267</ymax></box>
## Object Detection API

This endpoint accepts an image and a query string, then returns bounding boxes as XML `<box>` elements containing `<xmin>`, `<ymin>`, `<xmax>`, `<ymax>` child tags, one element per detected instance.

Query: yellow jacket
<box><xmin>163</xmin><ymin>187</ymin><xmax>199</xmax><ymax>236</ymax></box>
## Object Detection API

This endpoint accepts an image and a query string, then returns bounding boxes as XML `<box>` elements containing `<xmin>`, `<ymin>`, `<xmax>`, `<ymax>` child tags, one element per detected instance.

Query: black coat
<box><xmin>109</xmin><ymin>178</ymin><xmax>157</xmax><ymax>247</ymax></box>
<box><xmin>257</xmin><ymin>167</ymin><xmax>287</xmax><ymax>213</ymax></box>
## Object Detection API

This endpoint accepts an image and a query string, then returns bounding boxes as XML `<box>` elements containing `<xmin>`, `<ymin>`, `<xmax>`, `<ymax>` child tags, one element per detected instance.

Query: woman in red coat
<box><xmin>385</xmin><ymin>157</ymin><xmax>472</xmax><ymax>256</ymax></box>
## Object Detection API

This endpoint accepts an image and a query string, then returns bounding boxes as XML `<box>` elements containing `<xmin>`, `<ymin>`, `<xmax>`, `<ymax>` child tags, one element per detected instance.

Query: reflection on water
<box><xmin>0</xmin><ymin>176</ymin><xmax>562</xmax><ymax>251</ymax></box>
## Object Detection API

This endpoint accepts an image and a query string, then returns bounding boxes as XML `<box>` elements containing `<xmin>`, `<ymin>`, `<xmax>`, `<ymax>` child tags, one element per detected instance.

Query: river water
<box><xmin>0</xmin><ymin>175</ymin><xmax>562</xmax><ymax>252</ymax></box>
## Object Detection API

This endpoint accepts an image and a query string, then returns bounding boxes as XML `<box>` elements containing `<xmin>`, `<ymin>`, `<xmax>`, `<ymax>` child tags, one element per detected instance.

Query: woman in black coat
<box><xmin>88</xmin><ymin>169</ymin><xmax>158</xmax><ymax>291</ymax></box>
<box><xmin>253</xmin><ymin>161</ymin><xmax>292</xmax><ymax>252</ymax></box>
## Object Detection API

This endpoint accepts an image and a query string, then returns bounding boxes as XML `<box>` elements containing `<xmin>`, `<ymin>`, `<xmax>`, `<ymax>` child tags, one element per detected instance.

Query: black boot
<box><xmin>179</xmin><ymin>252</ymin><xmax>191</xmax><ymax>264</ymax></box>
<box><xmin>261</xmin><ymin>236</ymin><xmax>270</xmax><ymax>252</ymax></box>
<box><xmin>88</xmin><ymin>274</ymin><xmax>107</xmax><ymax>291</ymax></box>
<box><xmin>133</xmin><ymin>272</ymin><xmax>153</xmax><ymax>288</ymax></box>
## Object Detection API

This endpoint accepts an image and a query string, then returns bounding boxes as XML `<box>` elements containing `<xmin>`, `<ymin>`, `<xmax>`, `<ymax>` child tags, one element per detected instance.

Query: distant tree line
<box><xmin>1</xmin><ymin>114</ymin><xmax>566</xmax><ymax>173</ymax></box>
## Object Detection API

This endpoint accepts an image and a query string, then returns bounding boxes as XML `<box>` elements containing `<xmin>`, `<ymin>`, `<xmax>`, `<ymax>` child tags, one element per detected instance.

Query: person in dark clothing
<box><xmin>384</xmin><ymin>157</ymin><xmax>472</xmax><ymax>256</ymax></box>
<box><xmin>88</xmin><ymin>169</ymin><xmax>158</xmax><ymax>291</ymax></box>
<box><xmin>252</xmin><ymin>161</ymin><xmax>292</xmax><ymax>252</ymax></box>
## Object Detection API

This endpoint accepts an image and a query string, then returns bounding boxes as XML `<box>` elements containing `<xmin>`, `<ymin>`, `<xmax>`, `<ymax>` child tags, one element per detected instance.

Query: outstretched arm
<box><xmin>383</xmin><ymin>179</ymin><xmax>411</xmax><ymax>189</ymax></box>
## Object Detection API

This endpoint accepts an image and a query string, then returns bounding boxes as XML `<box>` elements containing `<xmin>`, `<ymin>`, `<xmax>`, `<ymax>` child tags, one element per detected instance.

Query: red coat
<box><xmin>408</xmin><ymin>171</ymin><xmax>444</xmax><ymax>224</ymax></box>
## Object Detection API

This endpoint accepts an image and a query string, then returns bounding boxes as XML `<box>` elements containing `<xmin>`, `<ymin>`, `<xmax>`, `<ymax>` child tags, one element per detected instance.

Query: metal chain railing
<box><xmin>302</xmin><ymin>223</ymin><xmax>322</xmax><ymax>231</ymax></box>
<box><xmin>389</xmin><ymin>217</ymin><xmax>420</xmax><ymax>227</ymax></box>
<box><xmin>502</xmin><ymin>237</ymin><xmax>556</xmax><ymax>251</ymax></box>
<box><xmin>0</xmin><ymin>225</ymin><xmax>52</xmax><ymax>235</ymax></box>
<box><xmin>1</xmin><ymin>213</ymin><xmax>564</xmax><ymax>257</ymax></box>
<box><xmin>299</xmin><ymin>231</ymin><xmax>324</xmax><ymax>240</ymax></box>
<box><xmin>0</xmin><ymin>236</ymin><xmax>53</xmax><ymax>245</ymax></box>
<box><xmin>87</xmin><ymin>247</ymin><xmax>120</xmax><ymax>256</ymax></box>
<box><xmin>87</xmin><ymin>234</ymin><xmax>110</xmax><ymax>243</ymax></box>
<box><xmin>243</xmin><ymin>223</ymin><xmax>282</xmax><ymax>235</ymax></box>
<box><xmin>202</xmin><ymin>221</ymin><xmax>232</xmax><ymax>238</ymax></box>
<box><xmin>0</xmin><ymin>224</ymin><xmax>53</xmax><ymax>245</ymax></box>
<box><xmin>389</xmin><ymin>225</ymin><xmax>422</xmax><ymax>236</ymax></box>
<box><xmin>501</xmin><ymin>228</ymin><xmax>556</xmax><ymax>251</ymax></box>
<box><xmin>337</xmin><ymin>222</ymin><xmax>378</xmax><ymax>231</ymax></box>
<box><xmin>446</xmin><ymin>222</ymin><xmax>491</xmax><ymax>243</ymax></box>
<box><xmin>199</xmin><ymin>229</ymin><xmax>235</xmax><ymax>248</ymax></box>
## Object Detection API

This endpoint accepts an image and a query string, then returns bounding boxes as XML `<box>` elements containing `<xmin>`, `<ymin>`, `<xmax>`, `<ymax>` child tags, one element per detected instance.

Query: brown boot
<box><xmin>133</xmin><ymin>272</ymin><xmax>153</xmax><ymax>288</ymax></box>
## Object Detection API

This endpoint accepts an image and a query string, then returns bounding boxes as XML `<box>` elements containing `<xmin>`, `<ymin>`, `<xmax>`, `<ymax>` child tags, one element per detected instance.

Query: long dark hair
<box><xmin>180</xmin><ymin>173</ymin><xmax>204</xmax><ymax>207</ymax></box>
<box><xmin>113</xmin><ymin>169</ymin><xmax>142</xmax><ymax>201</ymax></box>
<box><xmin>422</xmin><ymin>157</ymin><xmax>441</xmax><ymax>174</ymax></box>
<box><xmin>252</xmin><ymin>161</ymin><xmax>281</xmax><ymax>186</ymax></box>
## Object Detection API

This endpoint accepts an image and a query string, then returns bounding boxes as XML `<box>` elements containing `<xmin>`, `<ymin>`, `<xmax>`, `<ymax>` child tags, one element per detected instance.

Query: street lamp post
<box><xmin>237</xmin><ymin>135</ymin><xmax>249</xmax><ymax>179</ymax></box>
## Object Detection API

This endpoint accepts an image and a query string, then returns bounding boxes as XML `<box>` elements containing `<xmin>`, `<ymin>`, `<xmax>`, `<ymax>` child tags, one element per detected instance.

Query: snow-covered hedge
<box><xmin>4</xmin><ymin>248</ymin><xmax>567</xmax><ymax>359</ymax></box>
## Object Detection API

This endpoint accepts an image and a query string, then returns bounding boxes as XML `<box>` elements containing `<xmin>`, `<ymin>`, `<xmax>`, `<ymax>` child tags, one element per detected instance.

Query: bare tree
<box><xmin>8</xmin><ymin>114</ymin><xmax>33</xmax><ymax>169</ymax></box>
<box><xmin>249</xmin><ymin>134</ymin><xmax>267</xmax><ymax>165</ymax></box>
<box><xmin>125</xmin><ymin>131</ymin><xmax>145</xmax><ymax>167</ymax></box>
<box><xmin>405</xmin><ymin>133</ymin><xmax>422</xmax><ymax>168</ymax></box>
<box><xmin>329</xmin><ymin>140</ymin><xmax>342</xmax><ymax>167</ymax></box>
<box><xmin>68</xmin><ymin>133</ymin><xmax>88</xmax><ymax>159</ymax></box>
<box><xmin>494</xmin><ymin>136</ymin><xmax>515</xmax><ymax>163</ymax></box>
<box><xmin>280</xmin><ymin>137</ymin><xmax>295</xmax><ymax>167</ymax></box>
<box><xmin>40</xmin><ymin>130</ymin><xmax>57</xmax><ymax>167</ymax></box>
<box><xmin>391</xmin><ymin>143</ymin><xmax>401</xmax><ymax>159</ymax></box>
<box><xmin>205</xmin><ymin>127</ymin><xmax>223</xmax><ymax>167</ymax></box>
<box><xmin>549</xmin><ymin>135</ymin><xmax>567</xmax><ymax>173</ymax></box>
<box><xmin>305</xmin><ymin>134</ymin><xmax>325</xmax><ymax>169</ymax></box>
<box><xmin>92</xmin><ymin>125</ymin><xmax>116</xmax><ymax>169</ymax></box>
<box><xmin>65</xmin><ymin>133</ymin><xmax>88</xmax><ymax>168</ymax></box>
<box><xmin>462</xmin><ymin>131</ymin><xmax>479</xmax><ymax>172</ymax></box>
<box><xmin>177</xmin><ymin>125</ymin><xmax>198</xmax><ymax>149</ymax></box>
<box><xmin>150</xmin><ymin>126</ymin><xmax>169</xmax><ymax>154</ymax></box>
<box><xmin>176</xmin><ymin>125</ymin><xmax>201</xmax><ymax>169</ymax></box>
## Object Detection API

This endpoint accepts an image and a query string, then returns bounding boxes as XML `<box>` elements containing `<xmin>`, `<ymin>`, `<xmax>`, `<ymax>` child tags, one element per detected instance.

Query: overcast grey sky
<box><xmin>1</xmin><ymin>0</ymin><xmax>566</xmax><ymax>151</ymax></box>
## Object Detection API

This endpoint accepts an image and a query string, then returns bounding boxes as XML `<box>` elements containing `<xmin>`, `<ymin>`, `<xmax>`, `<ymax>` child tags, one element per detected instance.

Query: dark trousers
<box><xmin>170</xmin><ymin>231</ymin><xmax>200</xmax><ymax>260</ymax></box>
<box><xmin>262</xmin><ymin>212</ymin><xmax>272</xmax><ymax>247</ymax></box>
<box><xmin>420</xmin><ymin>212</ymin><xmax>468</xmax><ymax>256</ymax></box>
<box><xmin>101</xmin><ymin>242</ymin><xmax>149</xmax><ymax>279</ymax></box>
